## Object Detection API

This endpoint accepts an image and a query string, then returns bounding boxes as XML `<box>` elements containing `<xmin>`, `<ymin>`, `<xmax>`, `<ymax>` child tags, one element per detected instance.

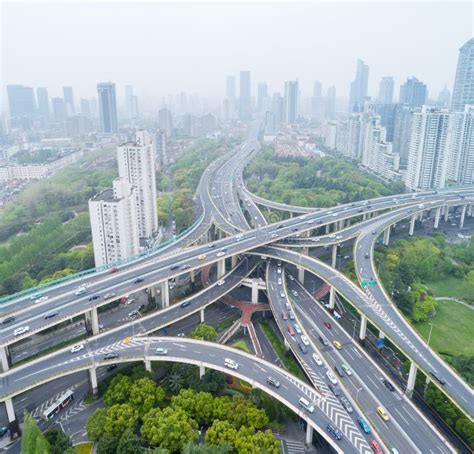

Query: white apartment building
<box><xmin>0</xmin><ymin>164</ymin><xmax>48</xmax><ymax>182</ymax></box>
<box><xmin>117</xmin><ymin>130</ymin><xmax>158</xmax><ymax>239</ymax></box>
<box><xmin>89</xmin><ymin>178</ymin><xmax>140</xmax><ymax>267</ymax></box>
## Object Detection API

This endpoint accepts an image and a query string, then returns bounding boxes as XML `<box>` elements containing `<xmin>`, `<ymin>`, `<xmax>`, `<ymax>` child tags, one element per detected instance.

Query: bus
<box><xmin>41</xmin><ymin>390</ymin><xmax>74</xmax><ymax>421</ymax></box>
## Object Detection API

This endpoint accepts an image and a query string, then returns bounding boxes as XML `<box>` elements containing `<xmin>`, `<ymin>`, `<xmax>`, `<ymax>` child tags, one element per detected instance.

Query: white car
<box><xmin>216</xmin><ymin>251</ymin><xmax>226</xmax><ymax>257</ymax></box>
<box><xmin>300</xmin><ymin>335</ymin><xmax>309</xmax><ymax>346</ymax></box>
<box><xmin>224</xmin><ymin>358</ymin><xmax>239</xmax><ymax>370</ymax></box>
<box><xmin>277</xmin><ymin>278</ymin><xmax>282</xmax><ymax>285</ymax></box>
<box><xmin>70</xmin><ymin>344</ymin><xmax>85</xmax><ymax>354</ymax></box>
<box><xmin>311</xmin><ymin>238</ymin><xmax>321</xmax><ymax>242</ymax></box>
<box><xmin>217</xmin><ymin>279</ymin><xmax>225</xmax><ymax>286</ymax></box>
<box><xmin>277</xmin><ymin>268</ymin><xmax>282</xmax><ymax>274</ymax></box>
<box><xmin>103</xmin><ymin>293</ymin><xmax>116</xmax><ymax>299</ymax></box>
<box><xmin>312</xmin><ymin>353</ymin><xmax>323</xmax><ymax>366</ymax></box>
<box><xmin>271</xmin><ymin>233</ymin><xmax>278</xmax><ymax>238</ymax></box>
<box><xmin>328</xmin><ymin>234</ymin><xmax>336</xmax><ymax>239</ymax></box>
<box><xmin>155</xmin><ymin>347</ymin><xmax>168</xmax><ymax>355</ymax></box>
<box><xmin>35</xmin><ymin>296</ymin><xmax>49</xmax><ymax>304</ymax></box>
<box><xmin>75</xmin><ymin>287</ymin><xmax>87</xmax><ymax>296</ymax></box>
<box><xmin>294</xmin><ymin>323</ymin><xmax>302</xmax><ymax>334</ymax></box>
<box><xmin>331</xmin><ymin>213</ymin><xmax>338</xmax><ymax>217</ymax></box>
<box><xmin>13</xmin><ymin>326</ymin><xmax>30</xmax><ymax>336</ymax></box>
<box><xmin>326</xmin><ymin>370</ymin><xmax>338</xmax><ymax>385</ymax></box>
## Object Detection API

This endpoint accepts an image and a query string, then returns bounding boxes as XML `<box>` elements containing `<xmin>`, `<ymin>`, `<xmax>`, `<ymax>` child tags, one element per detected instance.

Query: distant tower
<box><xmin>97</xmin><ymin>82</ymin><xmax>118</xmax><ymax>133</ymax></box>
<box><xmin>51</xmin><ymin>98</ymin><xmax>66</xmax><ymax>123</ymax></box>
<box><xmin>349</xmin><ymin>59</ymin><xmax>369</xmax><ymax>112</ymax></box>
<box><xmin>6</xmin><ymin>85</ymin><xmax>36</xmax><ymax>118</ymax></box>
<box><xmin>158</xmin><ymin>108</ymin><xmax>173</xmax><ymax>137</ymax></box>
<box><xmin>37</xmin><ymin>87</ymin><xmax>50</xmax><ymax>119</ymax></box>
<box><xmin>377</xmin><ymin>77</ymin><xmax>394</xmax><ymax>104</ymax></box>
<box><xmin>239</xmin><ymin>70</ymin><xmax>251</xmax><ymax>121</ymax></box>
<box><xmin>325</xmin><ymin>86</ymin><xmax>336</xmax><ymax>120</ymax></box>
<box><xmin>451</xmin><ymin>38</ymin><xmax>474</xmax><ymax>111</ymax></box>
<box><xmin>63</xmin><ymin>86</ymin><xmax>75</xmax><ymax>115</ymax></box>
<box><xmin>257</xmin><ymin>82</ymin><xmax>268</xmax><ymax>113</ymax></box>
<box><xmin>399</xmin><ymin>77</ymin><xmax>427</xmax><ymax>108</ymax></box>
<box><xmin>284</xmin><ymin>81</ymin><xmax>299</xmax><ymax>124</ymax></box>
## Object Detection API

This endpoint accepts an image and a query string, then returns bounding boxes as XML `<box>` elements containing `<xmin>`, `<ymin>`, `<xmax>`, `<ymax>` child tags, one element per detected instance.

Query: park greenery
<box><xmin>244</xmin><ymin>147</ymin><xmax>405</xmax><ymax>209</ymax></box>
<box><xmin>21</xmin><ymin>415</ymin><xmax>74</xmax><ymax>454</ymax></box>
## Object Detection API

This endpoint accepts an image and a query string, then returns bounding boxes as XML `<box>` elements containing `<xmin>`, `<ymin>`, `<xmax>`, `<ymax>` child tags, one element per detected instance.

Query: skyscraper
<box><xmin>399</xmin><ymin>77</ymin><xmax>427</xmax><ymax>108</ymax></box>
<box><xmin>226</xmin><ymin>76</ymin><xmax>236</xmax><ymax>101</ymax></box>
<box><xmin>437</xmin><ymin>86</ymin><xmax>451</xmax><ymax>108</ymax></box>
<box><xmin>378</xmin><ymin>77</ymin><xmax>394</xmax><ymax>104</ymax></box>
<box><xmin>349</xmin><ymin>59</ymin><xmax>369</xmax><ymax>112</ymax></box>
<box><xmin>6</xmin><ymin>85</ymin><xmax>36</xmax><ymax>118</ymax></box>
<box><xmin>51</xmin><ymin>98</ymin><xmax>66</xmax><ymax>123</ymax></box>
<box><xmin>284</xmin><ymin>80</ymin><xmax>299</xmax><ymax>124</ymax></box>
<box><xmin>63</xmin><ymin>86</ymin><xmax>75</xmax><ymax>115</ymax></box>
<box><xmin>325</xmin><ymin>86</ymin><xmax>336</xmax><ymax>120</ymax></box>
<box><xmin>80</xmin><ymin>98</ymin><xmax>91</xmax><ymax>117</ymax></box>
<box><xmin>36</xmin><ymin>87</ymin><xmax>50</xmax><ymax>119</ymax></box>
<box><xmin>311</xmin><ymin>81</ymin><xmax>324</xmax><ymax>121</ymax></box>
<box><xmin>158</xmin><ymin>108</ymin><xmax>173</xmax><ymax>137</ymax></box>
<box><xmin>239</xmin><ymin>71</ymin><xmax>251</xmax><ymax>121</ymax></box>
<box><xmin>125</xmin><ymin>85</ymin><xmax>138</xmax><ymax>118</ymax></box>
<box><xmin>117</xmin><ymin>131</ymin><xmax>158</xmax><ymax>239</ymax></box>
<box><xmin>451</xmin><ymin>38</ymin><xmax>474</xmax><ymax>112</ymax></box>
<box><xmin>272</xmin><ymin>93</ymin><xmax>284</xmax><ymax>128</ymax></box>
<box><xmin>97</xmin><ymin>82</ymin><xmax>118</xmax><ymax>134</ymax></box>
<box><xmin>257</xmin><ymin>82</ymin><xmax>268</xmax><ymax>113</ymax></box>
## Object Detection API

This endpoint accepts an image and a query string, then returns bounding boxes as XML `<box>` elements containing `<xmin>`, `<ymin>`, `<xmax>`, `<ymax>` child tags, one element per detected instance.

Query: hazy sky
<box><xmin>1</xmin><ymin>1</ymin><xmax>473</xmax><ymax>106</ymax></box>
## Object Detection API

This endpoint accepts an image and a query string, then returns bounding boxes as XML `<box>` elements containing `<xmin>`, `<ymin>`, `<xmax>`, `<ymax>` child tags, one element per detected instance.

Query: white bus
<box><xmin>41</xmin><ymin>390</ymin><xmax>74</xmax><ymax>421</ymax></box>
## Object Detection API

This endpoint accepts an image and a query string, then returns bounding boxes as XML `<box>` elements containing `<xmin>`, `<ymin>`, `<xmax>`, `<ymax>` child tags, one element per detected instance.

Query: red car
<box><xmin>109</xmin><ymin>267</ymin><xmax>119</xmax><ymax>274</ymax></box>
<box><xmin>281</xmin><ymin>311</ymin><xmax>288</xmax><ymax>321</ymax></box>
<box><xmin>370</xmin><ymin>439</ymin><xmax>384</xmax><ymax>454</ymax></box>
<box><xmin>324</xmin><ymin>321</ymin><xmax>332</xmax><ymax>330</ymax></box>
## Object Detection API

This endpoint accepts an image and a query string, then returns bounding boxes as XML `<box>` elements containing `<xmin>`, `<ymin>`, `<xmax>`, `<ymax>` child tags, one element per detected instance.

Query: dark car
<box><xmin>292</xmin><ymin>228</ymin><xmax>299</xmax><ymax>232</ymax></box>
<box><xmin>104</xmin><ymin>352</ymin><xmax>119</xmax><ymax>360</ymax></box>
<box><xmin>328</xmin><ymin>383</ymin><xmax>341</xmax><ymax>397</ymax></box>
<box><xmin>133</xmin><ymin>277</ymin><xmax>144</xmax><ymax>284</ymax></box>
<box><xmin>180</xmin><ymin>301</ymin><xmax>191</xmax><ymax>308</ymax></box>
<box><xmin>137</xmin><ymin>304</ymin><xmax>145</xmax><ymax>311</ymax></box>
<box><xmin>298</xmin><ymin>342</ymin><xmax>308</xmax><ymax>354</ymax></box>
<box><xmin>383</xmin><ymin>379</ymin><xmax>395</xmax><ymax>392</ymax></box>
<box><xmin>44</xmin><ymin>312</ymin><xmax>59</xmax><ymax>320</ymax></box>
<box><xmin>106</xmin><ymin>364</ymin><xmax>118</xmax><ymax>372</ymax></box>
<box><xmin>430</xmin><ymin>371</ymin><xmax>446</xmax><ymax>385</ymax></box>
<box><xmin>1</xmin><ymin>316</ymin><xmax>15</xmax><ymax>325</ymax></box>
<box><xmin>88</xmin><ymin>294</ymin><xmax>100</xmax><ymax>301</ymax></box>
<box><xmin>170</xmin><ymin>265</ymin><xmax>179</xmax><ymax>271</ymax></box>
<box><xmin>276</xmin><ymin>224</ymin><xmax>283</xmax><ymax>230</ymax></box>
<box><xmin>364</xmin><ymin>253</ymin><xmax>370</xmax><ymax>259</ymax></box>
<box><xmin>0</xmin><ymin>426</ymin><xmax>9</xmax><ymax>438</ymax></box>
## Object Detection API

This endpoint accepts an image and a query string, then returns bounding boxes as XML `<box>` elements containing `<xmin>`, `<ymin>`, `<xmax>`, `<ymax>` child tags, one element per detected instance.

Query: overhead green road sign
<box><xmin>361</xmin><ymin>280</ymin><xmax>377</xmax><ymax>287</ymax></box>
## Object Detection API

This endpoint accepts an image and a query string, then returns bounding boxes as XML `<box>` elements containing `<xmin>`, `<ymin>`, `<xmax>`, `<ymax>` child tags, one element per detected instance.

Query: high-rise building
<box><xmin>226</xmin><ymin>76</ymin><xmax>236</xmax><ymax>101</ymax></box>
<box><xmin>36</xmin><ymin>87</ymin><xmax>50</xmax><ymax>119</ymax></box>
<box><xmin>239</xmin><ymin>70</ymin><xmax>251</xmax><ymax>121</ymax></box>
<box><xmin>63</xmin><ymin>86</ymin><xmax>75</xmax><ymax>115</ymax></box>
<box><xmin>378</xmin><ymin>77</ymin><xmax>394</xmax><ymax>104</ymax></box>
<box><xmin>451</xmin><ymin>38</ymin><xmax>474</xmax><ymax>112</ymax></box>
<box><xmin>399</xmin><ymin>77</ymin><xmax>427</xmax><ymax>108</ymax></box>
<box><xmin>257</xmin><ymin>82</ymin><xmax>268</xmax><ymax>113</ymax></box>
<box><xmin>6</xmin><ymin>85</ymin><xmax>36</xmax><ymax>118</ymax></box>
<box><xmin>124</xmin><ymin>85</ymin><xmax>138</xmax><ymax>118</ymax></box>
<box><xmin>325</xmin><ymin>86</ymin><xmax>336</xmax><ymax>120</ymax></box>
<box><xmin>51</xmin><ymin>97</ymin><xmax>66</xmax><ymax>123</ymax></box>
<box><xmin>158</xmin><ymin>108</ymin><xmax>173</xmax><ymax>137</ymax></box>
<box><xmin>272</xmin><ymin>93</ymin><xmax>284</xmax><ymax>129</ymax></box>
<box><xmin>349</xmin><ymin>59</ymin><xmax>369</xmax><ymax>112</ymax></box>
<box><xmin>80</xmin><ymin>98</ymin><xmax>91</xmax><ymax>117</ymax></box>
<box><xmin>311</xmin><ymin>81</ymin><xmax>324</xmax><ymax>121</ymax></box>
<box><xmin>436</xmin><ymin>86</ymin><xmax>451</xmax><ymax>108</ymax></box>
<box><xmin>97</xmin><ymin>82</ymin><xmax>118</xmax><ymax>134</ymax></box>
<box><xmin>392</xmin><ymin>105</ymin><xmax>413</xmax><ymax>166</ymax></box>
<box><xmin>117</xmin><ymin>130</ymin><xmax>158</xmax><ymax>239</ymax></box>
<box><xmin>89</xmin><ymin>178</ymin><xmax>140</xmax><ymax>267</ymax></box>
<box><xmin>284</xmin><ymin>80</ymin><xmax>299</xmax><ymax>124</ymax></box>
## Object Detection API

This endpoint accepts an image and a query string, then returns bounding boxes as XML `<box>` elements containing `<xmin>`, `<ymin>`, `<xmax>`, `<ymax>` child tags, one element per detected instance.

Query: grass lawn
<box><xmin>232</xmin><ymin>340</ymin><xmax>251</xmax><ymax>353</ymax></box>
<box><xmin>426</xmin><ymin>276</ymin><xmax>474</xmax><ymax>301</ymax></box>
<box><xmin>415</xmin><ymin>299</ymin><xmax>474</xmax><ymax>356</ymax></box>
<box><xmin>74</xmin><ymin>442</ymin><xmax>93</xmax><ymax>454</ymax></box>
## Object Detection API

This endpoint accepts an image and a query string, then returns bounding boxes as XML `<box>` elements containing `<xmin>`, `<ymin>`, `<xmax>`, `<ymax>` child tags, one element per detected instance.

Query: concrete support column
<box><xmin>434</xmin><ymin>207</ymin><xmax>441</xmax><ymax>229</ymax></box>
<box><xmin>383</xmin><ymin>226</ymin><xmax>391</xmax><ymax>246</ymax></box>
<box><xmin>5</xmin><ymin>398</ymin><xmax>16</xmax><ymax>424</ymax></box>
<box><xmin>231</xmin><ymin>254</ymin><xmax>238</xmax><ymax>268</ymax></box>
<box><xmin>89</xmin><ymin>367</ymin><xmax>98</xmax><ymax>398</ymax></box>
<box><xmin>0</xmin><ymin>345</ymin><xmax>11</xmax><ymax>372</ymax></box>
<box><xmin>284</xmin><ymin>338</ymin><xmax>290</xmax><ymax>351</ymax></box>
<box><xmin>190</xmin><ymin>269</ymin><xmax>195</xmax><ymax>284</ymax></box>
<box><xmin>325</xmin><ymin>223</ymin><xmax>330</xmax><ymax>234</ymax></box>
<box><xmin>460</xmin><ymin>204</ymin><xmax>467</xmax><ymax>228</ymax></box>
<box><xmin>251</xmin><ymin>280</ymin><xmax>259</xmax><ymax>304</ymax></box>
<box><xmin>218</xmin><ymin>230</ymin><xmax>225</xmax><ymax>240</ymax></box>
<box><xmin>217</xmin><ymin>259</ymin><xmax>226</xmax><ymax>279</ymax></box>
<box><xmin>329</xmin><ymin>287</ymin><xmax>335</xmax><ymax>309</ymax></box>
<box><xmin>297</xmin><ymin>266</ymin><xmax>305</xmax><ymax>284</ymax></box>
<box><xmin>85</xmin><ymin>307</ymin><xmax>99</xmax><ymax>336</ymax></box>
<box><xmin>378</xmin><ymin>331</ymin><xmax>385</xmax><ymax>341</ymax></box>
<box><xmin>406</xmin><ymin>362</ymin><xmax>417</xmax><ymax>397</ymax></box>
<box><xmin>444</xmin><ymin>205</ymin><xmax>449</xmax><ymax>223</ymax></box>
<box><xmin>150</xmin><ymin>286</ymin><xmax>157</xmax><ymax>300</ymax></box>
<box><xmin>199</xmin><ymin>365</ymin><xmax>206</xmax><ymax>379</ymax></box>
<box><xmin>305</xmin><ymin>424</ymin><xmax>314</xmax><ymax>445</ymax></box>
<box><xmin>161</xmin><ymin>280</ymin><xmax>170</xmax><ymax>308</ymax></box>
<box><xmin>200</xmin><ymin>308</ymin><xmax>205</xmax><ymax>323</ymax></box>
<box><xmin>359</xmin><ymin>314</ymin><xmax>367</xmax><ymax>340</ymax></box>
<box><xmin>468</xmin><ymin>204</ymin><xmax>473</xmax><ymax>217</ymax></box>
<box><xmin>302</xmin><ymin>247</ymin><xmax>309</xmax><ymax>256</ymax></box>
<box><xmin>423</xmin><ymin>375</ymin><xmax>431</xmax><ymax>397</ymax></box>
<box><xmin>409</xmin><ymin>214</ymin><xmax>416</xmax><ymax>236</ymax></box>
<box><xmin>362</xmin><ymin>213</ymin><xmax>368</xmax><ymax>221</ymax></box>
<box><xmin>331</xmin><ymin>244</ymin><xmax>337</xmax><ymax>268</ymax></box>
<box><xmin>145</xmin><ymin>360</ymin><xmax>152</xmax><ymax>373</ymax></box>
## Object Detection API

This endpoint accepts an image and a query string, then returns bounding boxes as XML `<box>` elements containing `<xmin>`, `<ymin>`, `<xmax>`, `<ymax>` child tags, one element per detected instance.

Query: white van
<box><xmin>224</xmin><ymin>358</ymin><xmax>238</xmax><ymax>370</ymax></box>
<box><xmin>298</xmin><ymin>397</ymin><xmax>314</xmax><ymax>413</ymax></box>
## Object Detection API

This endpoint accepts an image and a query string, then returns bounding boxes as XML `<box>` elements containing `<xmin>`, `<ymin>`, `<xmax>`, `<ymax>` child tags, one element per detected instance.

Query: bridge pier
<box><xmin>161</xmin><ymin>280</ymin><xmax>170</xmax><ymax>308</ymax></box>
<box><xmin>409</xmin><ymin>214</ymin><xmax>416</xmax><ymax>236</ymax></box>
<box><xmin>190</xmin><ymin>269</ymin><xmax>195</xmax><ymax>284</ymax></box>
<box><xmin>231</xmin><ymin>254</ymin><xmax>238</xmax><ymax>268</ymax></box>
<box><xmin>0</xmin><ymin>345</ymin><xmax>11</xmax><ymax>372</ymax></box>
<box><xmin>331</xmin><ymin>244</ymin><xmax>337</xmax><ymax>268</ymax></box>
<box><xmin>460</xmin><ymin>204</ymin><xmax>467</xmax><ymax>228</ymax></box>
<box><xmin>199</xmin><ymin>365</ymin><xmax>206</xmax><ymax>379</ymax></box>
<box><xmin>217</xmin><ymin>259</ymin><xmax>226</xmax><ymax>279</ymax></box>
<box><xmin>434</xmin><ymin>207</ymin><xmax>441</xmax><ymax>229</ymax></box>
<box><xmin>305</xmin><ymin>424</ymin><xmax>313</xmax><ymax>445</ymax></box>
<box><xmin>284</xmin><ymin>338</ymin><xmax>290</xmax><ymax>351</ymax></box>
<box><xmin>383</xmin><ymin>226</ymin><xmax>390</xmax><ymax>246</ymax></box>
<box><xmin>85</xmin><ymin>307</ymin><xmax>99</xmax><ymax>336</ymax></box>
<box><xmin>359</xmin><ymin>314</ymin><xmax>367</xmax><ymax>340</ymax></box>
<box><xmin>297</xmin><ymin>266</ymin><xmax>305</xmax><ymax>284</ymax></box>
<box><xmin>406</xmin><ymin>362</ymin><xmax>417</xmax><ymax>397</ymax></box>
<box><xmin>251</xmin><ymin>280</ymin><xmax>259</xmax><ymax>304</ymax></box>
<box><xmin>145</xmin><ymin>360</ymin><xmax>152</xmax><ymax>373</ymax></box>
<box><xmin>4</xmin><ymin>398</ymin><xmax>20</xmax><ymax>438</ymax></box>
<box><xmin>443</xmin><ymin>205</ymin><xmax>449</xmax><ymax>223</ymax></box>
<box><xmin>200</xmin><ymin>308</ymin><xmax>205</xmax><ymax>323</ymax></box>
<box><xmin>468</xmin><ymin>204</ymin><xmax>473</xmax><ymax>217</ymax></box>
<box><xmin>325</xmin><ymin>224</ymin><xmax>330</xmax><ymax>234</ymax></box>
<box><xmin>89</xmin><ymin>367</ymin><xmax>98</xmax><ymax>398</ymax></box>
<box><xmin>328</xmin><ymin>287</ymin><xmax>335</xmax><ymax>309</ymax></box>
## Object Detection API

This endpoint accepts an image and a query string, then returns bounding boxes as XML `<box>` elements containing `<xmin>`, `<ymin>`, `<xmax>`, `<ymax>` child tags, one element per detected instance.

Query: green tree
<box><xmin>171</xmin><ymin>389</ymin><xmax>214</xmax><ymax>425</ymax></box>
<box><xmin>165</xmin><ymin>371</ymin><xmax>186</xmax><ymax>394</ymax></box>
<box><xmin>97</xmin><ymin>433</ymin><xmax>119</xmax><ymax>454</ymax></box>
<box><xmin>127</xmin><ymin>377</ymin><xmax>165</xmax><ymax>417</ymax></box>
<box><xmin>234</xmin><ymin>427</ymin><xmax>280</xmax><ymax>454</ymax></box>
<box><xmin>181</xmin><ymin>441</ymin><xmax>233</xmax><ymax>454</ymax></box>
<box><xmin>85</xmin><ymin>407</ymin><xmax>107</xmax><ymax>441</ymax></box>
<box><xmin>190</xmin><ymin>324</ymin><xmax>218</xmax><ymax>342</ymax></box>
<box><xmin>103</xmin><ymin>404</ymin><xmax>138</xmax><ymax>437</ymax></box>
<box><xmin>44</xmin><ymin>428</ymin><xmax>72</xmax><ymax>454</ymax></box>
<box><xmin>103</xmin><ymin>375</ymin><xmax>133</xmax><ymax>406</ymax></box>
<box><xmin>205</xmin><ymin>420</ymin><xmax>237</xmax><ymax>447</ymax></box>
<box><xmin>21</xmin><ymin>414</ymin><xmax>50</xmax><ymax>454</ymax></box>
<box><xmin>117</xmin><ymin>428</ymin><xmax>143</xmax><ymax>454</ymax></box>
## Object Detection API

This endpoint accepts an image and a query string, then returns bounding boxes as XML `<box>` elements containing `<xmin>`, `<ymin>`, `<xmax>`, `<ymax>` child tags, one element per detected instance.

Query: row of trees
<box><xmin>244</xmin><ymin>147</ymin><xmax>405</xmax><ymax>208</ymax></box>
<box><xmin>21</xmin><ymin>415</ymin><xmax>73</xmax><ymax>454</ymax></box>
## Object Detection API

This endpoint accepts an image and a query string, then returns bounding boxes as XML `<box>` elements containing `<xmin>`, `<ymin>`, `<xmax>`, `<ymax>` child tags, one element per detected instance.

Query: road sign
<box><xmin>376</xmin><ymin>338</ymin><xmax>385</xmax><ymax>348</ymax></box>
<box><xmin>361</xmin><ymin>280</ymin><xmax>377</xmax><ymax>287</ymax></box>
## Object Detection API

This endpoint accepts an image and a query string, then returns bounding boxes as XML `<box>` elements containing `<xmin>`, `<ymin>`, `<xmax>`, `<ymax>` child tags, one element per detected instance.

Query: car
<box><xmin>364</xmin><ymin>253</ymin><xmax>370</xmax><ymax>259</ymax></box>
<box><xmin>311</xmin><ymin>238</ymin><xmax>321</xmax><ymax>242</ymax></box>
<box><xmin>180</xmin><ymin>301</ymin><xmax>191</xmax><ymax>308</ymax></box>
<box><xmin>88</xmin><ymin>294</ymin><xmax>100</xmax><ymax>301</ymax></box>
<box><xmin>224</xmin><ymin>358</ymin><xmax>238</xmax><ymax>370</ymax></box>
<box><xmin>125</xmin><ymin>298</ymin><xmax>136</xmax><ymax>305</ymax></box>
<box><xmin>370</xmin><ymin>439</ymin><xmax>384</xmax><ymax>454</ymax></box>
<box><xmin>271</xmin><ymin>233</ymin><xmax>278</xmax><ymax>238</ymax></box>
<box><xmin>155</xmin><ymin>347</ymin><xmax>168</xmax><ymax>355</ymax></box>
<box><xmin>197</xmin><ymin>254</ymin><xmax>207</xmax><ymax>260</ymax></box>
<box><xmin>288</xmin><ymin>311</ymin><xmax>295</xmax><ymax>320</ymax></box>
<box><xmin>277</xmin><ymin>267</ymin><xmax>282</xmax><ymax>274</ymax></box>
<box><xmin>170</xmin><ymin>265</ymin><xmax>179</xmax><ymax>270</ymax></box>
<box><xmin>340</xmin><ymin>396</ymin><xmax>353</xmax><ymax>413</ymax></box>
<box><xmin>207</xmin><ymin>243</ymin><xmax>215</xmax><ymax>248</ymax></box>
<box><xmin>306</xmin><ymin>219</ymin><xmax>315</xmax><ymax>224</ymax></box>
<box><xmin>324</xmin><ymin>321</ymin><xmax>332</xmax><ymax>329</ymax></box>
<box><xmin>276</xmin><ymin>224</ymin><xmax>283</xmax><ymax>229</ymax></box>
<box><xmin>104</xmin><ymin>293</ymin><xmax>116</xmax><ymax>299</ymax></box>
<box><xmin>106</xmin><ymin>364</ymin><xmax>118</xmax><ymax>372</ymax></box>
<box><xmin>376</xmin><ymin>406</ymin><xmax>390</xmax><ymax>421</ymax></box>
<box><xmin>383</xmin><ymin>379</ymin><xmax>395</xmax><ymax>391</ymax></box>
<box><xmin>291</xmin><ymin>290</ymin><xmax>298</xmax><ymax>296</ymax></box>
<box><xmin>128</xmin><ymin>309</ymin><xmax>139</xmax><ymax>318</ymax></box>
<box><xmin>332</xmin><ymin>213</ymin><xmax>338</xmax><ymax>217</ymax></box>
<box><xmin>216</xmin><ymin>251</ymin><xmax>226</xmax><ymax>257</ymax></box>
<box><xmin>334</xmin><ymin>365</ymin><xmax>345</xmax><ymax>377</ymax></box>
<box><xmin>30</xmin><ymin>292</ymin><xmax>43</xmax><ymax>300</ymax></box>
<box><xmin>70</xmin><ymin>344</ymin><xmax>85</xmax><ymax>354</ymax></box>
<box><xmin>235</xmin><ymin>234</ymin><xmax>243</xmax><ymax>241</ymax></box>
<box><xmin>44</xmin><ymin>312</ymin><xmax>59</xmax><ymax>320</ymax></box>
<box><xmin>357</xmin><ymin>417</ymin><xmax>371</xmax><ymax>434</ymax></box>
<box><xmin>277</xmin><ymin>278</ymin><xmax>282</xmax><ymax>285</ymax></box>
<box><xmin>333</xmin><ymin>340</ymin><xmax>342</xmax><ymax>350</ymax></box>
<box><xmin>75</xmin><ymin>286</ymin><xmax>87</xmax><ymax>296</ymax></box>
<box><xmin>328</xmin><ymin>383</ymin><xmax>340</xmax><ymax>396</ymax></box>
<box><xmin>133</xmin><ymin>277</ymin><xmax>144</xmax><ymax>284</ymax></box>
<box><xmin>181</xmin><ymin>265</ymin><xmax>191</xmax><ymax>270</ymax></box>
<box><xmin>288</xmin><ymin>274</ymin><xmax>295</xmax><ymax>281</ymax></box>
<box><xmin>13</xmin><ymin>326</ymin><xmax>29</xmax><ymax>336</ymax></box>
<box><xmin>281</xmin><ymin>311</ymin><xmax>288</xmax><ymax>321</ymax></box>
<box><xmin>266</xmin><ymin>377</ymin><xmax>280</xmax><ymax>388</ymax></box>
<box><xmin>35</xmin><ymin>296</ymin><xmax>49</xmax><ymax>304</ymax></box>
<box><xmin>216</xmin><ymin>279</ymin><xmax>225</xmax><ymax>286</ymax></box>
<box><xmin>104</xmin><ymin>352</ymin><xmax>119</xmax><ymax>360</ymax></box>
<box><xmin>341</xmin><ymin>364</ymin><xmax>352</xmax><ymax>376</ymax></box>
<box><xmin>287</xmin><ymin>325</ymin><xmax>295</xmax><ymax>336</ymax></box>
<box><xmin>292</xmin><ymin>228</ymin><xmax>299</xmax><ymax>232</ymax></box>
<box><xmin>1</xmin><ymin>316</ymin><xmax>15</xmax><ymax>325</ymax></box>
<box><xmin>0</xmin><ymin>426</ymin><xmax>9</xmax><ymax>438</ymax></box>
<box><xmin>372</xmin><ymin>230</ymin><xmax>377</xmax><ymax>235</ymax></box>
<box><xmin>328</xmin><ymin>233</ymin><xmax>336</xmax><ymax>239</ymax></box>
<box><xmin>109</xmin><ymin>267</ymin><xmax>119</xmax><ymax>274</ymax></box>
<box><xmin>298</xmin><ymin>342</ymin><xmax>308</xmax><ymax>354</ymax></box>
<box><xmin>312</xmin><ymin>353</ymin><xmax>322</xmax><ymax>366</ymax></box>
<box><xmin>294</xmin><ymin>323</ymin><xmax>302</xmax><ymax>334</ymax></box>
<box><xmin>326</xmin><ymin>370</ymin><xmax>338</xmax><ymax>385</ymax></box>
<box><xmin>319</xmin><ymin>334</ymin><xmax>329</xmax><ymax>346</ymax></box>
<box><xmin>298</xmin><ymin>397</ymin><xmax>314</xmax><ymax>413</ymax></box>
<box><xmin>300</xmin><ymin>335</ymin><xmax>309</xmax><ymax>346</ymax></box>
<box><xmin>177</xmin><ymin>332</ymin><xmax>185</xmax><ymax>337</ymax></box>
<box><xmin>137</xmin><ymin>304</ymin><xmax>145</xmax><ymax>311</ymax></box>
<box><xmin>430</xmin><ymin>371</ymin><xmax>446</xmax><ymax>385</ymax></box>
<box><xmin>326</xmin><ymin>423</ymin><xmax>343</xmax><ymax>441</ymax></box>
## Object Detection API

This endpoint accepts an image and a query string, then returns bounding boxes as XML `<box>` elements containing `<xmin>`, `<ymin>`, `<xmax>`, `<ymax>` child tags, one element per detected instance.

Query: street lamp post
<box><xmin>356</xmin><ymin>387</ymin><xmax>363</xmax><ymax>402</ymax></box>
<box><xmin>427</xmin><ymin>322</ymin><xmax>434</xmax><ymax>346</ymax></box>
